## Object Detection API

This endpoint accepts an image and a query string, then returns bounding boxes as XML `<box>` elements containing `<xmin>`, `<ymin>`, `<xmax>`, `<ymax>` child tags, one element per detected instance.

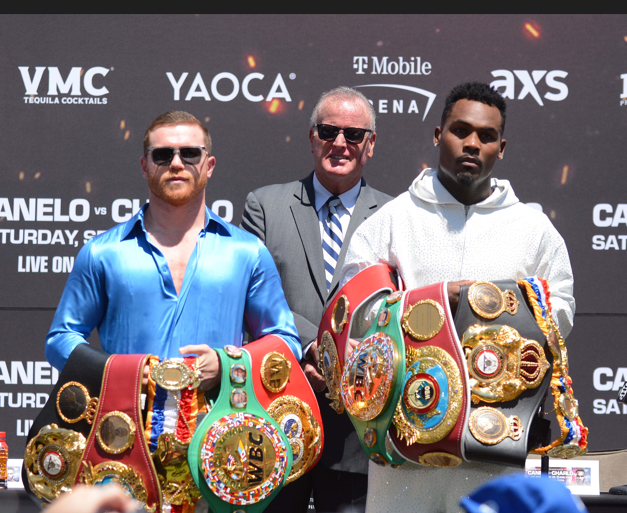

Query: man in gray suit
<box><xmin>241</xmin><ymin>87</ymin><xmax>391</xmax><ymax>512</ymax></box>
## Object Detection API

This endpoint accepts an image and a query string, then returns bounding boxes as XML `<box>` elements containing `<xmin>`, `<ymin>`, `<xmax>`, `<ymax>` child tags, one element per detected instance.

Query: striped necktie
<box><xmin>322</xmin><ymin>196</ymin><xmax>344</xmax><ymax>291</ymax></box>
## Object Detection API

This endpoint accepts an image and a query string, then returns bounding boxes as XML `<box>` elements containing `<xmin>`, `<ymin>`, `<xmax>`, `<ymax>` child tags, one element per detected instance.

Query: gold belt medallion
<box><xmin>462</xmin><ymin>325</ymin><xmax>550</xmax><ymax>404</ymax></box>
<box><xmin>56</xmin><ymin>381</ymin><xmax>99</xmax><ymax>425</ymax></box>
<box><xmin>152</xmin><ymin>433</ymin><xmax>201</xmax><ymax>506</ymax></box>
<box><xmin>332</xmin><ymin>295</ymin><xmax>350</xmax><ymax>334</ymax></box>
<box><xmin>318</xmin><ymin>331</ymin><xmax>344</xmax><ymax>414</ymax></box>
<box><xmin>468</xmin><ymin>407</ymin><xmax>523</xmax><ymax>445</ymax></box>
<box><xmin>25</xmin><ymin>424</ymin><xmax>86</xmax><ymax>502</ymax></box>
<box><xmin>80</xmin><ymin>461</ymin><xmax>150</xmax><ymax>507</ymax></box>
<box><xmin>392</xmin><ymin>345</ymin><xmax>463</xmax><ymax>445</ymax></box>
<box><xmin>150</xmin><ymin>360</ymin><xmax>200</xmax><ymax>391</ymax></box>
<box><xmin>402</xmin><ymin>299</ymin><xmax>445</xmax><ymax>341</ymax></box>
<box><xmin>418</xmin><ymin>452</ymin><xmax>462</xmax><ymax>467</ymax></box>
<box><xmin>96</xmin><ymin>411</ymin><xmax>136</xmax><ymax>455</ymax></box>
<box><xmin>341</xmin><ymin>332</ymin><xmax>398</xmax><ymax>421</ymax></box>
<box><xmin>260</xmin><ymin>352</ymin><xmax>292</xmax><ymax>393</ymax></box>
<box><xmin>468</xmin><ymin>281</ymin><xmax>519</xmax><ymax>319</ymax></box>
<box><xmin>267</xmin><ymin>395</ymin><xmax>321</xmax><ymax>484</ymax></box>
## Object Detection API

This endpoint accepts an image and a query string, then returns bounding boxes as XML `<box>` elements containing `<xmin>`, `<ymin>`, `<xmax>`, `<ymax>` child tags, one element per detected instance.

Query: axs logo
<box><xmin>490</xmin><ymin>70</ymin><xmax>568</xmax><ymax>106</ymax></box>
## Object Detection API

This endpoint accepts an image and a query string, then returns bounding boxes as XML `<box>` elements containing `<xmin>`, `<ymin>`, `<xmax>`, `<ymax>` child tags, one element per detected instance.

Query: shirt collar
<box><xmin>121</xmin><ymin>203</ymin><xmax>231</xmax><ymax>240</ymax></box>
<box><xmin>312</xmin><ymin>173</ymin><xmax>362</xmax><ymax>212</ymax></box>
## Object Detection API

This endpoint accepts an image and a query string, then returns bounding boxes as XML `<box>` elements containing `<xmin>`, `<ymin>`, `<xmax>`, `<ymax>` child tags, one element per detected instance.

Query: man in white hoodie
<box><xmin>339</xmin><ymin>82</ymin><xmax>575</xmax><ymax>512</ymax></box>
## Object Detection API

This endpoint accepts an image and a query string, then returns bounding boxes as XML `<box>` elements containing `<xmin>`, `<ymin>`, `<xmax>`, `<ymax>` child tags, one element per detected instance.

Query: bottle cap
<box><xmin>0</xmin><ymin>432</ymin><xmax>5</xmax><ymax>437</ymax></box>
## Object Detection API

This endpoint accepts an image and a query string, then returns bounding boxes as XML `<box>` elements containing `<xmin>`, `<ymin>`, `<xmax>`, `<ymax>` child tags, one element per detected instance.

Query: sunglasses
<box><xmin>147</xmin><ymin>146</ymin><xmax>207</xmax><ymax>166</ymax></box>
<box><xmin>314</xmin><ymin>124</ymin><xmax>372</xmax><ymax>144</ymax></box>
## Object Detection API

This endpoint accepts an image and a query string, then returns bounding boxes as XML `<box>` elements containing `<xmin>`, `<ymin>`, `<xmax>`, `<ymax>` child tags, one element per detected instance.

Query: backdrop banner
<box><xmin>0</xmin><ymin>14</ymin><xmax>624</xmax><ymax>455</ymax></box>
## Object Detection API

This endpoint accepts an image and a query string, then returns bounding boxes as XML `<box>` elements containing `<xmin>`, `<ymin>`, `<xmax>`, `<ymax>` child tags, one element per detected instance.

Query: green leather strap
<box><xmin>188</xmin><ymin>346</ymin><xmax>293</xmax><ymax>513</ymax></box>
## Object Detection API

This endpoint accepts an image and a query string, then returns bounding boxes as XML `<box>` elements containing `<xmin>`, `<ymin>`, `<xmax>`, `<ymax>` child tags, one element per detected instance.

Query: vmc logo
<box><xmin>19</xmin><ymin>66</ymin><xmax>110</xmax><ymax>105</ymax></box>
<box><xmin>351</xmin><ymin>56</ymin><xmax>437</xmax><ymax>121</ymax></box>
<box><xmin>490</xmin><ymin>70</ymin><xmax>568</xmax><ymax>106</ymax></box>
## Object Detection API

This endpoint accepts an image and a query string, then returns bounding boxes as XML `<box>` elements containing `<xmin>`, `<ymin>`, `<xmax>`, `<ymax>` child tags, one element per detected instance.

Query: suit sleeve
<box><xmin>45</xmin><ymin>241</ymin><xmax>106</xmax><ymax>371</ymax></box>
<box><xmin>241</xmin><ymin>190</ymin><xmax>320</xmax><ymax>351</ymax></box>
<box><xmin>240</xmin><ymin>191</ymin><xmax>266</xmax><ymax>242</ymax></box>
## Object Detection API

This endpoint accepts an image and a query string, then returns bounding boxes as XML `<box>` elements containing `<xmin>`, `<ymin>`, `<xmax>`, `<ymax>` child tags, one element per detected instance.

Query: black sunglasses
<box><xmin>147</xmin><ymin>146</ymin><xmax>207</xmax><ymax>166</ymax></box>
<box><xmin>314</xmin><ymin>124</ymin><xmax>372</xmax><ymax>144</ymax></box>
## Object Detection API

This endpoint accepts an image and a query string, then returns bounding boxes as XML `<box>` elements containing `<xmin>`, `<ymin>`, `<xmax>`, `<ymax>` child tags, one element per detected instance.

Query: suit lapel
<box><xmin>329</xmin><ymin>180</ymin><xmax>379</xmax><ymax>295</ymax></box>
<box><xmin>290</xmin><ymin>174</ymin><xmax>327</xmax><ymax>301</ymax></box>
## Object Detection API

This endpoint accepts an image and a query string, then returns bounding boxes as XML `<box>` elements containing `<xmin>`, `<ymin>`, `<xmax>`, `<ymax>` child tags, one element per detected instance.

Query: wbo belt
<box><xmin>390</xmin><ymin>282</ymin><xmax>469</xmax><ymax>468</ymax></box>
<box><xmin>187</xmin><ymin>335</ymin><xmax>323</xmax><ymax>513</ymax></box>
<box><xmin>317</xmin><ymin>264</ymin><xmax>402</xmax><ymax>466</ymax></box>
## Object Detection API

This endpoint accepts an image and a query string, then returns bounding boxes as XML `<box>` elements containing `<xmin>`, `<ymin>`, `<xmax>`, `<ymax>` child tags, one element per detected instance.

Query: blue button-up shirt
<box><xmin>46</xmin><ymin>204</ymin><xmax>301</xmax><ymax>370</ymax></box>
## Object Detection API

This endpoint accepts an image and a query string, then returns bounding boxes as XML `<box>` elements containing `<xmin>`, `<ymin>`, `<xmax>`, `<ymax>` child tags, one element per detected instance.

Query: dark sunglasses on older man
<box><xmin>314</xmin><ymin>124</ymin><xmax>372</xmax><ymax>144</ymax></box>
<box><xmin>147</xmin><ymin>146</ymin><xmax>207</xmax><ymax>166</ymax></box>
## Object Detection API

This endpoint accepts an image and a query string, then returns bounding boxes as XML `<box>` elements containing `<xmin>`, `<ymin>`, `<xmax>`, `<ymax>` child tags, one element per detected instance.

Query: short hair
<box><xmin>310</xmin><ymin>86</ymin><xmax>376</xmax><ymax>132</ymax></box>
<box><xmin>441</xmin><ymin>82</ymin><xmax>506</xmax><ymax>134</ymax></box>
<box><xmin>143</xmin><ymin>111</ymin><xmax>212</xmax><ymax>156</ymax></box>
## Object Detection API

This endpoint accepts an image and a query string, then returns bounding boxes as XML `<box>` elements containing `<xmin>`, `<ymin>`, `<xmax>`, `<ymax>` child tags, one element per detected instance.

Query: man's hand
<box><xmin>347</xmin><ymin>338</ymin><xmax>360</xmax><ymax>359</ymax></box>
<box><xmin>301</xmin><ymin>341</ymin><xmax>326</xmax><ymax>393</ymax></box>
<box><xmin>46</xmin><ymin>484</ymin><xmax>139</xmax><ymax>513</ymax></box>
<box><xmin>447</xmin><ymin>280</ymin><xmax>476</xmax><ymax>316</ymax></box>
<box><xmin>179</xmin><ymin>344</ymin><xmax>221</xmax><ymax>392</ymax></box>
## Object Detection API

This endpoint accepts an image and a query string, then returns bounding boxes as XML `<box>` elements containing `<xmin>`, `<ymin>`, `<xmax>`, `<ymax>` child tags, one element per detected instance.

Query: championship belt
<box><xmin>455</xmin><ymin>279</ymin><xmax>573</xmax><ymax>467</ymax></box>
<box><xmin>245</xmin><ymin>335</ymin><xmax>323</xmax><ymax>484</ymax></box>
<box><xmin>77</xmin><ymin>353</ymin><xmax>162</xmax><ymax>512</ymax></box>
<box><xmin>340</xmin><ymin>292</ymin><xmax>406</xmax><ymax>467</ymax></box>
<box><xmin>24</xmin><ymin>344</ymin><xmax>110</xmax><ymax>506</ymax></box>
<box><xmin>390</xmin><ymin>282</ymin><xmax>469</xmax><ymax>468</ymax></box>
<box><xmin>317</xmin><ymin>264</ymin><xmax>398</xmax><ymax>414</ymax></box>
<box><xmin>187</xmin><ymin>340</ymin><xmax>293</xmax><ymax>513</ymax></box>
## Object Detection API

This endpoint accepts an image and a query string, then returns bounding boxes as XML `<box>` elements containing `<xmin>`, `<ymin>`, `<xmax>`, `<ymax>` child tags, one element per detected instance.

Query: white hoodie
<box><xmin>342</xmin><ymin>168</ymin><xmax>575</xmax><ymax>336</ymax></box>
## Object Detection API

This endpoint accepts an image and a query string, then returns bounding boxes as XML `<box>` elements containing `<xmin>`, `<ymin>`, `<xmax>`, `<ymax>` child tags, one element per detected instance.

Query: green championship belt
<box><xmin>188</xmin><ymin>345</ymin><xmax>293</xmax><ymax>513</ymax></box>
<box><xmin>340</xmin><ymin>292</ymin><xmax>406</xmax><ymax>467</ymax></box>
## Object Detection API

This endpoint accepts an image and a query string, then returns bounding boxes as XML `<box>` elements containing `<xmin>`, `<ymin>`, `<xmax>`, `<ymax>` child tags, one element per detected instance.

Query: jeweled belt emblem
<box><xmin>341</xmin><ymin>333</ymin><xmax>397</xmax><ymax>421</ymax></box>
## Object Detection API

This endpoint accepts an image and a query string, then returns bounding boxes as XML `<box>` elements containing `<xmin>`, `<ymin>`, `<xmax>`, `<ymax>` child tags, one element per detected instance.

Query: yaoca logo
<box><xmin>167</xmin><ymin>71</ymin><xmax>292</xmax><ymax>103</ymax></box>
<box><xmin>490</xmin><ymin>70</ymin><xmax>568</xmax><ymax>106</ymax></box>
<box><xmin>19</xmin><ymin>66</ymin><xmax>110</xmax><ymax>104</ymax></box>
<box><xmin>351</xmin><ymin>56</ymin><xmax>437</xmax><ymax>121</ymax></box>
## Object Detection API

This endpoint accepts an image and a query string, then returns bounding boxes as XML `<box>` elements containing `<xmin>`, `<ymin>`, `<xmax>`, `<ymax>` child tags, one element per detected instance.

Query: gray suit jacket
<box><xmin>241</xmin><ymin>172</ymin><xmax>392</xmax><ymax>473</ymax></box>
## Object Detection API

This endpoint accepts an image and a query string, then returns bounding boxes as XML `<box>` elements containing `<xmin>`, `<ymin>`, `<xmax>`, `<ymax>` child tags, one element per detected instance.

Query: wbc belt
<box><xmin>187</xmin><ymin>340</ymin><xmax>293</xmax><ymax>513</ymax></box>
<box><xmin>390</xmin><ymin>282</ymin><xmax>469</xmax><ymax>468</ymax></box>
<box><xmin>455</xmin><ymin>280</ymin><xmax>552</xmax><ymax>468</ymax></box>
<box><xmin>317</xmin><ymin>264</ymin><xmax>398</xmax><ymax>415</ymax></box>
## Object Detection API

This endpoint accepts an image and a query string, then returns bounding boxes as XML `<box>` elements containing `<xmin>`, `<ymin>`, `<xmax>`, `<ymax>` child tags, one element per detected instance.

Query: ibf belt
<box><xmin>455</xmin><ymin>280</ymin><xmax>553</xmax><ymax>468</ymax></box>
<box><xmin>77</xmin><ymin>353</ymin><xmax>161</xmax><ymax>512</ymax></box>
<box><xmin>187</xmin><ymin>342</ymin><xmax>293</xmax><ymax>513</ymax></box>
<box><xmin>340</xmin><ymin>294</ymin><xmax>406</xmax><ymax>467</ymax></box>
<box><xmin>390</xmin><ymin>282</ymin><xmax>469</xmax><ymax>468</ymax></box>
<box><xmin>317</xmin><ymin>264</ymin><xmax>398</xmax><ymax>413</ymax></box>
<box><xmin>245</xmin><ymin>335</ymin><xmax>324</xmax><ymax>484</ymax></box>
